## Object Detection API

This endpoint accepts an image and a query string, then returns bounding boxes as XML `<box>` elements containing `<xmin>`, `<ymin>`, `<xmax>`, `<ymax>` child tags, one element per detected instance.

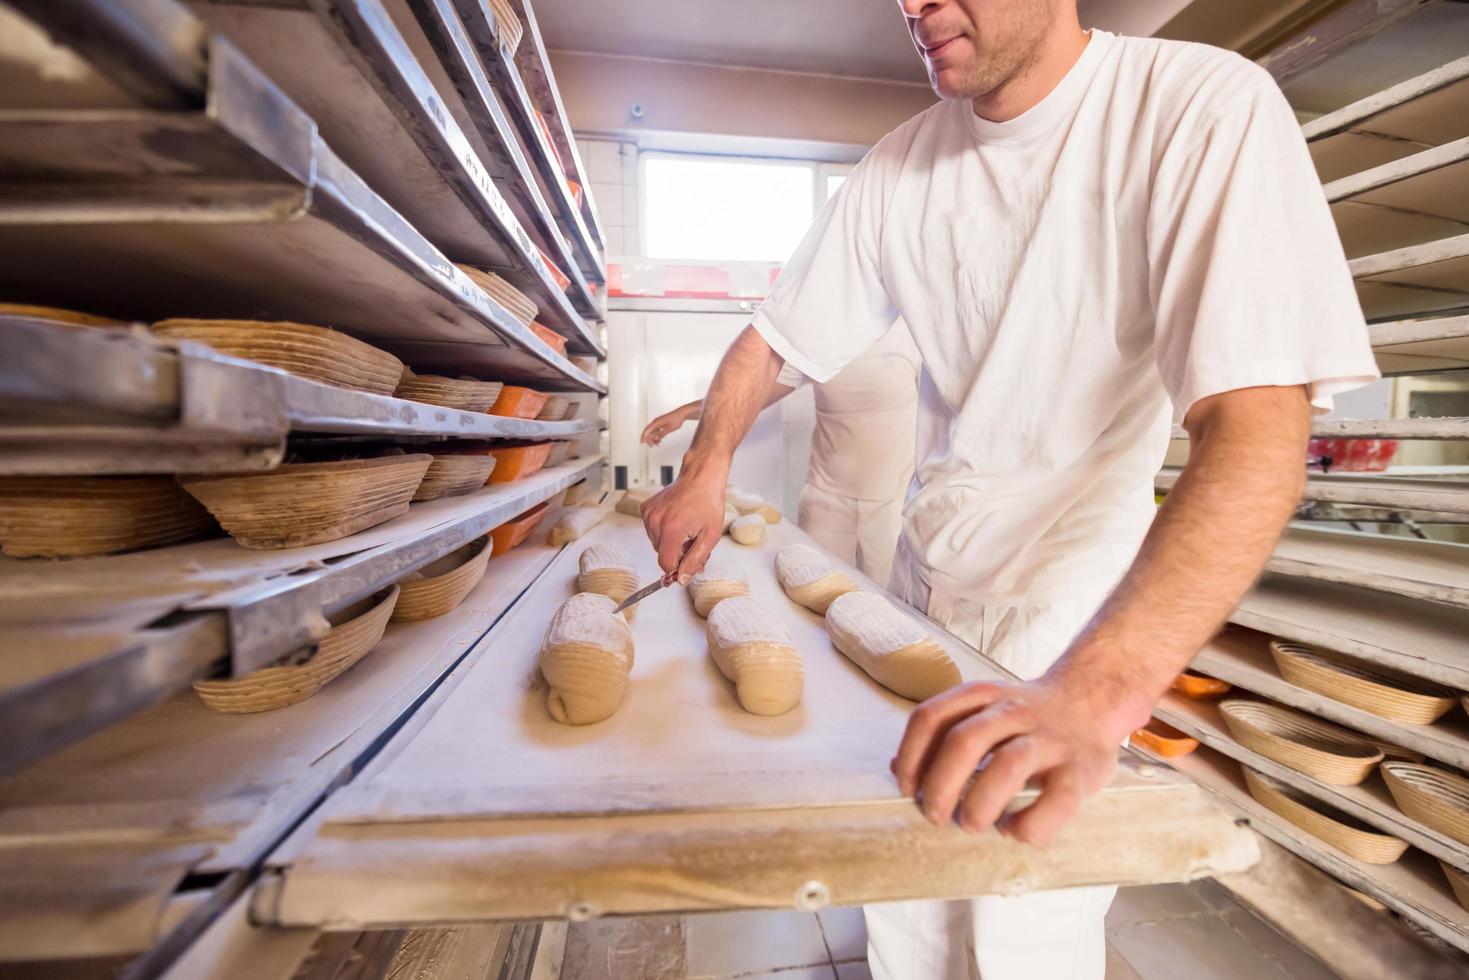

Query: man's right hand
<box><xmin>640</xmin><ymin>462</ymin><xmax>728</xmax><ymax>584</ymax></box>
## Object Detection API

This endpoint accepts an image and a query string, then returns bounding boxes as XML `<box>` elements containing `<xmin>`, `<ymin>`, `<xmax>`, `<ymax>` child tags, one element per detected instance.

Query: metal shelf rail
<box><xmin>1156</xmin><ymin>467</ymin><xmax>1469</xmax><ymax>517</ymax></box>
<box><xmin>186</xmin><ymin>0</ymin><xmax>604</xmax><ymax>341</ymax></box>
<box><xmin>0</xmin><ymin>316</ymin><xmax>596</xmax><ymax>475</ymax></box>
<box><xmin>0</xmin><ymin>23</ymin><xmax>602</xmax><ymax>391</ymax></box>
<box><xmin>0</xmin><ymin>456</ymin><xmax>600</xmax><ymax>778</ymax></box>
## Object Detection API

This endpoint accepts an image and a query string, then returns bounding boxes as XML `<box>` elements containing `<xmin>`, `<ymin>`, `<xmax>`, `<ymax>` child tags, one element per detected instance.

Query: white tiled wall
<box><xmin>575</xmin><ymin>137</ymin><xmax>639</xmax><ymax>257</ymax></box>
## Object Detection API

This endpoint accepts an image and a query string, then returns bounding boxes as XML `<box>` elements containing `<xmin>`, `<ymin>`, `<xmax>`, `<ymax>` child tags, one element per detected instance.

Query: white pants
<box><xmin>865</xmin><ymin>543</ymin><xmax>1124</xmax><ymax>980</ymax></box>
<box><xmin>797</xmin><ymin>483</ymin><xmax>905</xmax><ymax>586</ymax></box>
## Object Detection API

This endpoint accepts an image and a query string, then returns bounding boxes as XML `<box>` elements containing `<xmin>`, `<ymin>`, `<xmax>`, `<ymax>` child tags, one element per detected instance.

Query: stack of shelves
<box><xmin>1150</xmin><ymin>53</ymin><xmax>1469</xmax><ymax>957</ymax></box>
<box><xmin>0</xmin><ymin>0</ymin><xmax>607</xmax><ymax>970</ymax></box>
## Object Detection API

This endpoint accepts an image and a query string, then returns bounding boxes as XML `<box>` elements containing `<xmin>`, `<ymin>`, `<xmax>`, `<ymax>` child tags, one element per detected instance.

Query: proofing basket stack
<box><xmin>153</xmin><ymin>319</ymin><xmax>403</xmax><ymax>395</ymax></box>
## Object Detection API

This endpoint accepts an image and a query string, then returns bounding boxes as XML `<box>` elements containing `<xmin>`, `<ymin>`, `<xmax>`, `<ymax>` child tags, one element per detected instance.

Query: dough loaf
<box><xmin>547</xmin><ymin>505</ymin><xmax>610</xmax><ymax>546</ymax></box>
<box><xmin>726</xmin><ymin>487</ymin><xmax>781</xmax><ymax>524</ymax></box>
<box><xmin>539</xmin><ymin>592</ymin><xmax>635</xmax><ymax>724</ymax></box>
<box><xmin>705</xmin><ymin>595</ymin><xmax>802</xmax><ymax>715</ymax></box>
<box><xmin>775</xmin><ymin>543</ymin><xmax>858</xmax><ymax>615</ymax></box>
<box><xmin>721</xmin><ymin>502</ymin><xmax>739</xmax><ymax>532</ymax></box>
<box><xmin>826</xmin><ymin>591</ymin><xmax>961</xmax><ymax>701</ymax></box>
<box><xmin>688</xmin><ymin>551</ymin><xmax>750</xmax><ymax>617</ymax></box>
<box><xmin>578</xmin><ymin>541</ymin><xmax>640</xmax><ymax>620</ymax></box>
<box><xmin>615</xmin><ymin>486</ymin><xmax>657</xmax><ymax>517</ymax></box>
<box><xmin>729</xmin><ymin>512</ymin><xmax>767</xmax><ymax>546</ymax></box>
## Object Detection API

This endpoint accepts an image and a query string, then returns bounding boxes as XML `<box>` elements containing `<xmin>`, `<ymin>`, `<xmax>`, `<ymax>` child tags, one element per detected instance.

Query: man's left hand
<box><xmin>890</xmin><ymin>672</ymin><xmax>1138</xmax><ymax>845</ymax></box>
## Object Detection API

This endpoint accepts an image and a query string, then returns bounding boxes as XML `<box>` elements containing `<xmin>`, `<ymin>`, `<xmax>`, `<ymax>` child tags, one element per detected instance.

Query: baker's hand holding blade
<box><xmin>613</xmin><ymin>532</ymin><xmax>698</xmax><ymax>615</ymax></box>
<box><xmin>640</xmin><ymin>456</ymin><xmax>737</xmax><ymax>585</ymax></box>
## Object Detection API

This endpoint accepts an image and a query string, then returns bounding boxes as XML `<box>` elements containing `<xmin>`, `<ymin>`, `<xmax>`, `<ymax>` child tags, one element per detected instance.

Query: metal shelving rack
<box><xmin>0</xmin><ymin>1</ymin><xmax>609</xmax><ymax>969</ymax></box>
<box><xmin>1153</xmin><ymin>49</ymin><xmax>1469</xmax><ymax>959</ymax></box>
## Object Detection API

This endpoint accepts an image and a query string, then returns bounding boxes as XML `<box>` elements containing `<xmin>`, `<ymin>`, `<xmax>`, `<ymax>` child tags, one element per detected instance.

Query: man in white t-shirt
<box><xmin>641</xmin><ymin>321</ymin><xmax>921</xmax><ymax>585</ymax></box>
<box><xmin>641</xmin><ymin>1</ymin><xmax>1378</xmax><ymax>976</ymax></box>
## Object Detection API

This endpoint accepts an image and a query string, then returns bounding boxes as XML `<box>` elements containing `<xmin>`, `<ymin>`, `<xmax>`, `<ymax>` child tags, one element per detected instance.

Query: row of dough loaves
<box><xmin>609</xmin><ymin>485</ymin><xmax>780</xmax><ymax>548</ymax></box>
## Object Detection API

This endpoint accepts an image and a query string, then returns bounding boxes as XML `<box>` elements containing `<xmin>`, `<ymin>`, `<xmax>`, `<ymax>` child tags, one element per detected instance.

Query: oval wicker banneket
<box><xmin>194</xmin><ymin>586</ymin><xmax>400</xmax><ymax>713</ymax></box>
<box><xmin>395</xmin><ymin>374</ymin><xmax>505</xmax><ymax>413</ymax></box>
<box><xmin>1381</xmin><ymin>761</ymin><xmax>1469</xmax><ymax>845</ymax></box>
<box><xmin>0</xmin><ymin>476</ymin><xmax>216</xmax><ymax>558</ymax></box>
<box><xmin>393</xmin><ymin>535</ymin><xmax>493</xmax><ymax>622</ymax></box>
<box><xmin>152</xmin><ymin>319</ymin><xmax>404</xmax><ymax>396</ymax></box>
<box><xmin>414</xmin><ymin>454</ymin><xmax>498</xmax><ymax>501</ymax></box>
<box><xmin>1442</xmin><ymin>861</ymin><xmax>1469</xmax><ymax>912</ymax></box>
<box><xmin>179</xmin><ymin>455</ymin><xmax>432</xmax><ymax>550</ymax></box>
<box><xmin>1270</xmin><ymin>640</ymin><xmax>1458</xmax><ymax>725</ymax></box>
<box><xmin>1219</xmin><ymin>699</ymin><xmax>1384</xmax><ymax>785</ymax></box>
<box><xmin>1242</xmin><ymin>766</ymin><xmax>1408</xmax><ymax>865</ymax></box>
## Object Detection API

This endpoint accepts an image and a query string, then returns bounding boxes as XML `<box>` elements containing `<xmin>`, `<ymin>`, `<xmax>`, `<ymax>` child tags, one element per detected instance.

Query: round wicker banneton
<box><xmin>179</xmin><ymin>455</ymin><xmax>432</xmax><ymax>549</ymax></box>
<box><xmin>1381</xmin><ymin>761</ymin><xmax>1469</xmax><ymax>845</ymax></box>
<box><xmin>152</xmin><ymin>319</ymin><xmax>404</xmax><ymax>396</ymax></box>
<box><xmin>0</xmin><ymin>302</ymin><xmax>121</xmax><ymax>327</ymax></box>
<box><xmin>394</xmin><ymin>374</ymin><xmax>505</xmax><ymax>413</ymax></box>
<box><xmin>0</xmin><ymin>476</ymin><xmax>216</xmax><ymax>557</ymax></box>
<box><xmin>392</xmin><ymin>535</ymin><xmax>493</xmax><ymax>622</ymax></box>
<box><xmin>194</xmin><ymin>586</ymin><xmax>399</xmax><ymax>713</ymax></box>
<box><xmin>1242</xmin><ymin>766</ymin><xmax>1408</xmax><ymax>864</ymax></box>
<box><xmin>1443</xmin><ymin>861</ymin><xmax>1469</xmax><ymax>912</ymax></box>
<box><xmin>1219</xmin><ymin>700</ymin><xmax>1384</xmax><ymax>785</ymax></box>
<box><xmin>413</xmin><ymin>455</ymin><xmax>498</xmax><ymax>501</ymax></box>
<box><xmin>1270</xmin><ymin>640</ymin><xmax>1458</xmax><ymax>725</ymax></box>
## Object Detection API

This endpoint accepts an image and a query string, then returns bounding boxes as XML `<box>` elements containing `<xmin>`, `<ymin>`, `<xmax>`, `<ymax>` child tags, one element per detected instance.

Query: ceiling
<box><xmin>534</xmin><ymin>0</ymin><xmax>1194</xmax><ymax>85</ymax></box>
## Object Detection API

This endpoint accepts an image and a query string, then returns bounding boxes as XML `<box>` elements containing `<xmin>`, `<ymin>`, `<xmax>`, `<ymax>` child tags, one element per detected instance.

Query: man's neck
<box><xmin>972</xmin><ymin>16</ymin><xmax>1090</xmax><ymax>124</ymax></box>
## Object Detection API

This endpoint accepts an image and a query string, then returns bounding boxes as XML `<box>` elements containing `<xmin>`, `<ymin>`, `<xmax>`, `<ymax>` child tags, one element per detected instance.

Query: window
<box><xmin>641</xmin><ymin>153</ymin><xmax>815</xmax><ymax>262</ymax></box>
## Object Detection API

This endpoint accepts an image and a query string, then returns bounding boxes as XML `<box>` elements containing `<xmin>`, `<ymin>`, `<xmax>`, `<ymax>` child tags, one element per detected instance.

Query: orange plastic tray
<box><xmin>489</xmin><ymin>386</ymin><xmax>549</xmax><ymax>420</ymax></box>
<box><xmin>538</xmin><ymin>246</ymin><xmax>572</xmax><ymax>292</ymax></box>
<box><xmin>529</xmin><ymin>322</ymin><xmax>568</xmax><ymax>356</ymax></box>
<box><xmin>487</xmin><ymin>442</ymin><xmax>553</xmax><ymax>484</ymax></box>
<box><xmin>1131</xmin><ymin>721</ymin><xmax>1199</xmax><ymax>758</ymax></box>
<box><xmin>490</xmin><ymin>500</ymin><xmax>551</xmax><ymax>556</ymax></box>
<box><xmin>1172</xmin><ymin>671</ymin><xmax>1232</xmax><ymax>700</ymax></box>
<box><xmin>566</xmin><ymin>179</ymin><xmax>583</xmax><ymax>207</ymax></box>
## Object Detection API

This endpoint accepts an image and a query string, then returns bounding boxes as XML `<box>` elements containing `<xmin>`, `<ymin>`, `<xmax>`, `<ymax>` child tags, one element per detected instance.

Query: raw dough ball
<box><xmin>706</xmin><ymin>595</ymin><xmax>802</xmax><ymax>715</ymax></box>
<box><xmin>826</xmin><ymin>591</ymin><xmax>961</xmax><ymax>701</ymax></box>
<box><xmin>688</xmin><ymin>551</ymin><xmax>751</xmax><ymax>617</ymax></box>
<box><xmin>540</xmin><ymin>592</ymin><xmax>635</xmax><ymax>724</ymax></box>
<box><xmin>729</xmin><ymin>512</ymin><xmax>767</xmax><ymax>546</ymax></box>
<box><xmin>721</xmin><ymin>503</ymin><xmax>740</xmax><ymax>533</ymax></box>
<box><xmin>726</xmin><ymin>487</ymin><xmax>781</xmax><ymax>524</ymax></box>
<box><xmin>578</xmin><ymin>541</ymin><xmax>640</xmax><ymax>620</ymax></box>
<box><xmin>775</xmin><ymin>543</ymin><xmax>858</xmax><ymax>615</ymax></box>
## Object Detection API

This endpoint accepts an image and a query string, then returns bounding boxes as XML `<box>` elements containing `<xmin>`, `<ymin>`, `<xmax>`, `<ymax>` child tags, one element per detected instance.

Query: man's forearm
<box><xmin>681</xmin><ymin>326</ymin><xmax>787</xmax><ymax>477</ymax></box>
<box><xmin>1053</xmin><ymin>385</ymin><xmax>1311</xmax><ymax>738</ymax></box>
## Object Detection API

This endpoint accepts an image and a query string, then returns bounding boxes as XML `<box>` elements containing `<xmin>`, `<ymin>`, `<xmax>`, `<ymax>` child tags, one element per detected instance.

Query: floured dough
<box><xmin>615</xmin><ymin>486</ymin><xmax>657</xmax><ymax>517</ymax></box>
<box><xmin>578</xmin><ymin>541</ymin><xmax>640</xmax><ymax>620</ymax></box>
<box><xmin>547</xmin><ymin>505</ymin><xmax>610</xmax><ymax>546</ymax></box>
<box><xmin>540</xmin><ymin>592</ymin><xmax>635</xmax><ymax>724</ymax></box>
<box><xmin>688</xmin><ymin>551</ymin><xmax>750</xmax><ymax>617</ymax></box>
<box><xmin>706</xmin><ymin>595</ymin><xmax>802</xmax><ymax>715</ymax></box>
<box><xmin>826</xmin><ymin>591</ymin><xmax>961</xmax><ymax>701</ymax></box>
<box><xmin>775</xmin><ymin>543</ymin><xmax>859</xmax><ymax>615</ymax></box>
<box><xmin>726</xmin><ymin>487</ymin><xmax>781</xmax><ymax>524</ymax></box>
<box><xmin>729</xmin><ymin>512</ymin><xmax>767</xmax><ymax>546</ymax></box>
<box><xmin>721</xmin><ymin>502</ymin><xmax>739</xmax><ymax>532</ymax></box>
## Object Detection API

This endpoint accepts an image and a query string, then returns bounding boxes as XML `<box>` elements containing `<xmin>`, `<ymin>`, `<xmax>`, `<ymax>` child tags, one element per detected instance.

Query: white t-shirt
<box><xmin>751</xmin><ymin>31</ymin><xmax>1379</xmax><ymax>604</ymax></box>
<box><xmin>777</xmin><ymin>321</ymin><xmax>921</xmax><ymax>501</ymax></box>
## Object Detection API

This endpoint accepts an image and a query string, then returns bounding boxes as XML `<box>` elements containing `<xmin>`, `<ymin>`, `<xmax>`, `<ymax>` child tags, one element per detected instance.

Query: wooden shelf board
<box><xmin>1157</xmin><ymin>466</ymin><xmax>1469</xmax><ymax>516</ymax></box>
<box><xmin>1269</xmin><ymin>524</ymin><xmax>1469</xmax><ymax>607</ymax></box>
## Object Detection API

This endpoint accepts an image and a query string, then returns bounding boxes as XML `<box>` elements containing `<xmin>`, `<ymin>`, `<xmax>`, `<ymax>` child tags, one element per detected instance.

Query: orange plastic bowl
<box><xmin>486</xmin><ymin>443</ymin><xmax>553</xmax><ymax>484</ymax></box>
<box><xmin>529</xmin><ymin>321</ymin><xmax>568</xmax><ymax>356</ymax></box>
<box><xmin>489</xmin><ymin>386</ymin><xmax>549</xmax><ymax>420</ymax></box>
<box><xmin>490</xmin><ymin>501</ymin><xmax>551</xmax><ymax>556</ymax></box>
<box><xmin>1172</xmin><ymin>671</ymin><xmax>1232</xmax><ymax>700</ymax></box>
<box><xmin>1131</xmin><ymin>720</ymin><xmax>1199</xmax><ymax>758</ymax></box>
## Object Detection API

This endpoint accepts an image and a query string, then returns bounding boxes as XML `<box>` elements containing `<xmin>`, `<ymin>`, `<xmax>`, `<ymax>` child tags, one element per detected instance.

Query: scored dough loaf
<box><xmin>539</xmin><ymin>592</ymin><xmax>635</xmax><ymax>724</ymax></box>
<box><xmin>688</xmin><ymin>551</ymin><xmax>751</xmax><ymax>618</ymax></box>
<box><xmin>775</xmin><ymin>543</ymin><xmax>858</xmax><ymax>615</ymax></box>
<box><xmin>578</xmin><ymin>541</ymin><xmax>640</xmax><ymax>620</ymax></box>
<box><xmin>726</xmin><ymin>487</ymin><xmax>781</xmax><ymax>524</ymax></box>
<box><xmin>615</xmin><ymin>486</ymin><xmax>657</xmax><ymax>517</ymax></box>
<box><xmin>547</xmin><ymin>505</ymin><xmax>610</xmax><ymax>546</ymax></box>
<box><xmin>729</xmin><ymin>512</ymin><xmax>767</xmax><ymax>546</ymax></box>
<box><xmin>826</xmin><ymin>591</ymin><xmax>961</xmax><ymax>701</ymax></box>
<box><xmin>705</xmin><ymin>595</ymin><xmax>802</xmax><ymax>715</ymax></box>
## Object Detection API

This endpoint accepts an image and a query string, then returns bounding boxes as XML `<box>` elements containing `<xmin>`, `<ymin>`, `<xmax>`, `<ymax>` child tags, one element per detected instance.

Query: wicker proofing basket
<box><xmin>413</xmin><ymin>454</ymin><xmax>498</xmax><ymax>501</ymax></box>
<box><xmin>537</xmin><ymin>394</ymin><xmax>570</xmax><ymax>421</ymax></box>
<box><xmin>1242</xmin><ymin>766</ymin><xmax>1409</xmax><ymax>864</ymax></box>
<box><xmin>152</xmin><ymin>319</ymin><xmax>404</xmax><ymax>395</ymax></box>
<box><xmin>1219</xmin><ymin>699</ymin><xmax>1384</xmax><ymax>785</ymax></box>
<box><xmin>1270</xmin><ymin>640</ymin><xmax>1458</xmax><ymax>724</ymax></box>
<box><xmin>457</xmin><ymin>265</ymin><xmax>537</xmax><ymax>324</ymax></box>
<box><xmin>179</xmin><ymin>455</ymin><xmax>432</xmax><ymax>549</ymax></box>
<box><xmin>1381</xmin><ymin>761</ymin><xmax>1469</xmax><ymax>845</ymax></box>
<box><xmin>1442</xmin><ymin>862</ymin><xmax>1469</xmax><ymax>912</ymax></box>
<box><xmin>395</xmin><ymin>374</ymin><xmax>505</xmax><ymax>412</ymax></box>
<box><xmin>485</xmin><ymin>0</ymin><xmax>523</xmax><ymax>52</ymax></box>
<box><xmin>0</xmin><ymin>302</ymin><xmax>121</xmax><ymax>327</ymax></box>
<box><xmin>392</xmin><ymin>535</ymin><xmax>493</xmax><ymax>622</ymax></box>
<box><xmin>194</xmin><ymin>586</ymin><xmax>399</xmax><ymax>713</ymax></box>
<box><xmin>0</xmin><ymin>476</ymin><xmax>216</xmax><ymax>558</ymax></box>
